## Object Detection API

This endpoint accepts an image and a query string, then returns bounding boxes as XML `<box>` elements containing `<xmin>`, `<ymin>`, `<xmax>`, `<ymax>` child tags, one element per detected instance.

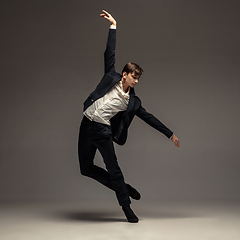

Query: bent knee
<box><xmin>80</xmin><ymin>166</ymin><xmax>94</xmax><ymax>177</ymax></box>
<box><xmin>80</xmin><ymin>168</ymin><xmax>89</xmax><ymax>176</ymax></box>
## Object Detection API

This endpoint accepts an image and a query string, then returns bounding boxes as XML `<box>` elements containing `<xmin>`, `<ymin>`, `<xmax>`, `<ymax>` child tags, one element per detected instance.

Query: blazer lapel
<box><xmin>127</xmin><ymin>87</ymin><xmax>135</xmax><ymax>113</ymax></box>
<box><xmin>123</xmin><ymin>87</ymin><xmax>135</xmax><ymax>126</ymax></box>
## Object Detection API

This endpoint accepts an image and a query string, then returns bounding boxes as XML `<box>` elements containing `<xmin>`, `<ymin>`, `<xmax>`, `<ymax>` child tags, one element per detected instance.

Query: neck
<box><xmin>121</xmin><ymin>79</ymin><xmax>129</xmax><ymax>93</ymax></box>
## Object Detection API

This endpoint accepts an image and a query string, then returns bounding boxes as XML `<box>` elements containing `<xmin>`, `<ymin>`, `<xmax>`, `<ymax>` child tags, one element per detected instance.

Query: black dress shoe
<box><xmin>122</xmin><ymin>205</ymin><xmax>139</xmax><ymax>223</ymax></box>
<box><xmin>126</xmin><ymin>184</ymin><xmax>141</xmax><ymax>200</ymax></box>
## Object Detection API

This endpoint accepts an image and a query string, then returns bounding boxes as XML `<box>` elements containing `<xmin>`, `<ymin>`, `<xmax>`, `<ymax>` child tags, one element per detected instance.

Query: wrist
<box><xmin>110</xmin><ymin>24</ymin><xmax>116</xmax><ymax>29</ymax></box>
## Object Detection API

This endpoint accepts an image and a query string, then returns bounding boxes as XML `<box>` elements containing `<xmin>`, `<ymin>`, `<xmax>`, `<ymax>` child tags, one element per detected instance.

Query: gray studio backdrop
<box><xmin>0</xmin><ymin>0</ymin><xmax>240</xmax><ymax>202</ymax></box>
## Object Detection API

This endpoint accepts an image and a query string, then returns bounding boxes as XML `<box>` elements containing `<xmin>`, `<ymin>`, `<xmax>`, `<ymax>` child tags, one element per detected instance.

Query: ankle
<box><xmin>122</xmin><ymin>205</ymin><xmax>139</xmax><ymax>223</ymax></box>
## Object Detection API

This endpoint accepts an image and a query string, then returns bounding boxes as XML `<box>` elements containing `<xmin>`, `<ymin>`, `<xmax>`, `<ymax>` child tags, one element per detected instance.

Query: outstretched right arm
<box><xmin>100</xmin><ymin>10</ymin><xmax>117</xmax><ymax>74</ymax></box>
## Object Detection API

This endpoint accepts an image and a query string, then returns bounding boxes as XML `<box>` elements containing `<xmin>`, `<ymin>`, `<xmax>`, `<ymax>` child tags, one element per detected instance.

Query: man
<box><xmin>78</xmin><ymin>10</ymin><xmax>180</xmax><ymax>223</ymax></box>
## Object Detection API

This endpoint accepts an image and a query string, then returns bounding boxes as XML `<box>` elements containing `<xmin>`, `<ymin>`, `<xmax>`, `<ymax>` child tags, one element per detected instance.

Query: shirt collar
<box><xmin>118</xmin><ymin>81</ymin><xmax>130</xmax><ymax>97</ymax></box>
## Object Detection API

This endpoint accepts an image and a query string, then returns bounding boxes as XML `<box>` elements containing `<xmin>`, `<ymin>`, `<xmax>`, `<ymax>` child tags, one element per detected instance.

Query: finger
<box><xmin>102</xmin><ymin>9</ymin><xmax>110</xmax><ymax>15</ymax></box>
<box><xmin>100</xmin><ymin>13</ymin><xmax>108</xmax><ymax>17</ymax></box>
<box><xmin>102</xmin><ymin>10</ymin><xmax>110</xmax><ymax>16</ymax></box>
<box><xmin>100</xmin><ymin>14</ymin><xmax>109</xmax><ymax>20</ymax></box>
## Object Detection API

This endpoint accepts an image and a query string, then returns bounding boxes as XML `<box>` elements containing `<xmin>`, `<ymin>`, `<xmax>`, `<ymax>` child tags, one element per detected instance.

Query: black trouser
<box><xmin>78</xmin><ymin>116</ymin><xmax>131</xmax><ymax>207</ymax></box>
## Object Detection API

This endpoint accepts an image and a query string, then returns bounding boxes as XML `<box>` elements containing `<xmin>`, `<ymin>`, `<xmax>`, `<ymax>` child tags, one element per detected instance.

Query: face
<box><xmin>122</xmin><ymin>72</ymin><xmax>139</xmax><ymax>88</ymax></box>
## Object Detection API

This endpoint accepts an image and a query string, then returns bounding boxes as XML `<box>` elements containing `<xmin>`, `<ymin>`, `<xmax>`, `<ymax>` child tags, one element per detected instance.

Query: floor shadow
<box><xmin>55</xmin><ymin>211</ymin><xmax>126</xmax><ymax>223</ymax></box>
<box><xmin>138</xmin><ymin>210</ymin><xmax>199</xmax><ymax>219</ymax></box>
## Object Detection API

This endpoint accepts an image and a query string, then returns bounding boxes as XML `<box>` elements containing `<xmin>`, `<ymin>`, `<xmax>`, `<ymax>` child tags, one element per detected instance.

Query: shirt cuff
<box><xmin>110</xmin><ymin>25</ymin><xmax>116</xmax><ymax>29</ymax></box>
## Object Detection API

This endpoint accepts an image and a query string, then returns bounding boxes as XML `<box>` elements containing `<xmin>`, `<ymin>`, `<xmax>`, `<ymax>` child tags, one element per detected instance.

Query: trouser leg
<box><xmin>78</xmin><ymin>119</ymin><xmax>113</xmax><ymax>190</ymax></box>
<box><xmin>94</xmin><ymin>131</ymin><xmax>131</xmax><ymax>207</ymax></box>
<box><xmin>78</xmin><ymin>117</ymin><xmax>131</xmax><ymax>207</ymax></box>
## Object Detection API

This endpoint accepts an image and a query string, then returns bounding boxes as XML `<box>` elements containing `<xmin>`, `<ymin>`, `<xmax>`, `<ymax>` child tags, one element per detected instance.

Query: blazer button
<box><xmin>91</xmin><ymin>99</ymin><xmax>94</xmax><ymax>102</ymax></box>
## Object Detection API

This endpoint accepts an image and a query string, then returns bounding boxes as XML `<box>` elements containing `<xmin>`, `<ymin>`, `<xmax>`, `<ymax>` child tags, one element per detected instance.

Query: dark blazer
<box><xmin>83</xmin><ymin>28</ymin><xmax>173</xmax><ymax>145</ymax></box>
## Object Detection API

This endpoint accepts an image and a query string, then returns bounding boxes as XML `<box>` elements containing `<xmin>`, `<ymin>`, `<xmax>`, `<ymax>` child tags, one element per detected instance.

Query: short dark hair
<box><xmin>122</xmin><ymin>62</ymin><xmax>143</xmax><ymax>78</ymax></box>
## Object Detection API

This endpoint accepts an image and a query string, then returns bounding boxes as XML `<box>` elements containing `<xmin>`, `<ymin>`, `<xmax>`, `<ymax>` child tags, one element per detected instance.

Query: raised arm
<box><xmin>100</xmin><ymin>9</ymin><xmax>117</xmax><ymax>26</ymax></box>
<box><xmin>100</xmin><ymin>10</ymin><xmax>117</xmax><ymax>74</ymax></box>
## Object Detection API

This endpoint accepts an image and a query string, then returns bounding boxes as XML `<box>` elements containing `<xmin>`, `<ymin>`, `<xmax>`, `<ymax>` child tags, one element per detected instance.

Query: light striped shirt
<box><xmin>83</xmin><ymin>81</ymin><xmax>129</xmax><ymax>125</ymax></box>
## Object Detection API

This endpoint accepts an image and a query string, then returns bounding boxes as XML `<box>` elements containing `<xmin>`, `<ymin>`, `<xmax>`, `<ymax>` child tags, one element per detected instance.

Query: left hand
<box><xmin>171</xmin><ymin>134</ymin><xmax>180</xmax><ymax>147</ymax></box>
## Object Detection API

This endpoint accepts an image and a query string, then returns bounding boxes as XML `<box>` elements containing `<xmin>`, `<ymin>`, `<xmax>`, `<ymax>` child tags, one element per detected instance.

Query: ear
<box><xmin>122</xmin><ymin>72</ymin><xmax>128</xmax><ymax>79</ymax></box>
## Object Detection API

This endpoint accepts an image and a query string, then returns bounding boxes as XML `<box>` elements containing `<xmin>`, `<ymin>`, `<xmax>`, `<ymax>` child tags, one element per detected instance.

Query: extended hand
<box><xmin>171</xmin><ymin>134</ymin><xmax>180</xmax><ymax>147</ymax></box>
<box><xmin>100</xmin><ymin>10</ymin><xmax>117</xmax><ymax>26</ymax></box>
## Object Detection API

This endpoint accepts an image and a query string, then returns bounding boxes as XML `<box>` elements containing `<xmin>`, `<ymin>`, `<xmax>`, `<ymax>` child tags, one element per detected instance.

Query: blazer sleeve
<box><xmin>136</xmin><ymin>105</ymin><xmax>173</xmax><ymax>138</ymax></box>
<box><xmin>104</xmin><ymin>29</ymin><xmax>116</xmax><ymax>74</ymax></box>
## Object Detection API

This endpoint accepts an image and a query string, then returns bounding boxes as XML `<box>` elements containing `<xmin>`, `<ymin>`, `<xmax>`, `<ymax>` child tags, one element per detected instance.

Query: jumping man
<box><xmin>78</xmin><ymin>10</ymin><xmax>180</xmax><ymax>223</ymax></box>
